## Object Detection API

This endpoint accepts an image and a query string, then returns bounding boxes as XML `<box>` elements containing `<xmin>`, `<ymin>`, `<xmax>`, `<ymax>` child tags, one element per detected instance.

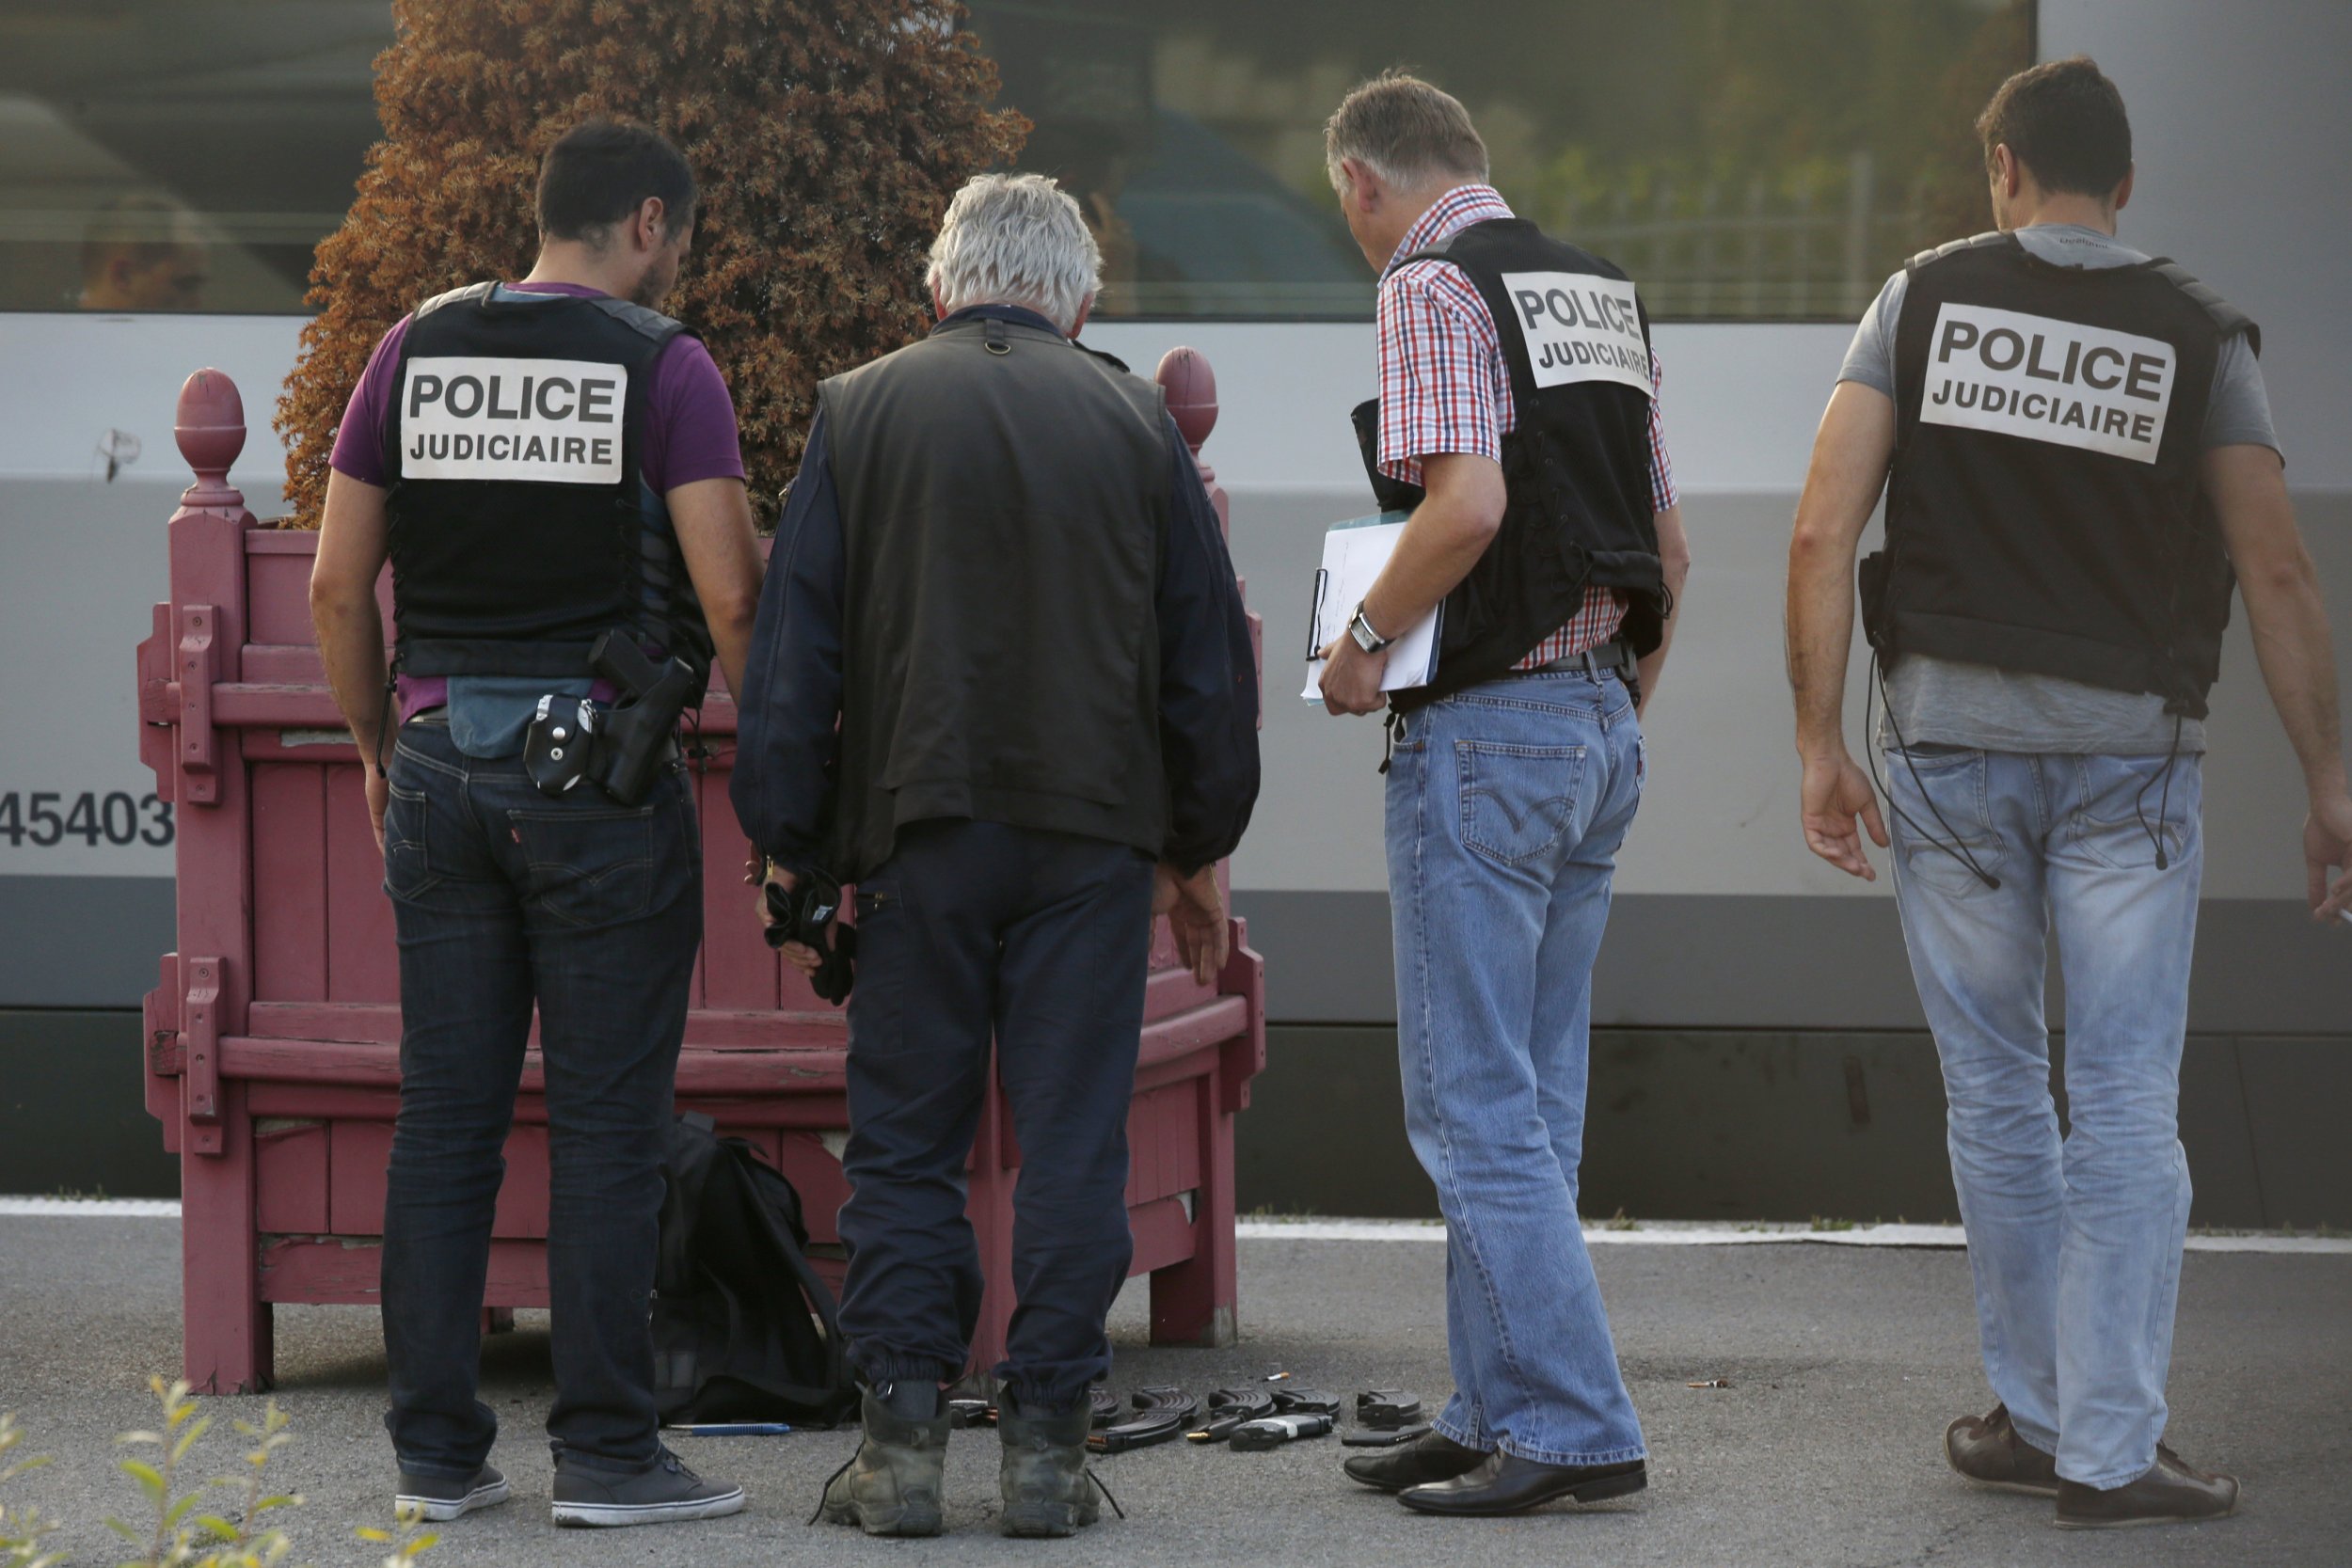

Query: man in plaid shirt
<box><xmin>1318</xmin><ymin>74</ymin><xmax>1691</xmax><ymax>1519</ymax></box>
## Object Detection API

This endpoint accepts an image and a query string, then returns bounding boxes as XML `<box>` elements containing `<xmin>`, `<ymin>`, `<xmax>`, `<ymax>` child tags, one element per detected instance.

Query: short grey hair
<box><xmin>925</xmin><ymin>173</ymin><xmax>1102</xmax><ymax>333</ymax></box>
<box><xmin>1325</xmin><ymin>71</ymin><xmax>1489</xmax><ymax>195</ymax></box>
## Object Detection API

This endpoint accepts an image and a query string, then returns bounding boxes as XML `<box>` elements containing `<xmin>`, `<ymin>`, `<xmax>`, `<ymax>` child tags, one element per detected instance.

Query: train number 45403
<box><xmin>0</xmin><ymin>790</ymin><xmax>174</xmax><ymax>847</ymax></box>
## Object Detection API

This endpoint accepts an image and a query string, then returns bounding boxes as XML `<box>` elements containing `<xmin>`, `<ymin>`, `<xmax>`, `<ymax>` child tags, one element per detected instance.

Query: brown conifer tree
<box><xmin>274</xmin><ymin>0</ymin><xmax>1025</xmax><ymax>525</ymax></box>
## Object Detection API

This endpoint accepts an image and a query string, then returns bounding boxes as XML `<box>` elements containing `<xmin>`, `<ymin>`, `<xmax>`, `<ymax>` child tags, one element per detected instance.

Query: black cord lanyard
<box><xmin>1867</xmin><ymin>652</ymin><xmax>2001</xmax><ymax>891</ymax></box>
<box><xmin>2133</xmin><ymin>712</ymin><xmax>2187</xmax><ymax>871</ymax></box>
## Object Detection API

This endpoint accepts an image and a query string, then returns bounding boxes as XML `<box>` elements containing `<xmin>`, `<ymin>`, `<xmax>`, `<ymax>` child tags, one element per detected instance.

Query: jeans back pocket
<box><xmin>1456</xmin><ymin>740</ymin><xmax>1587</xmax><ymax>868</ymax></box>
<box><xmin>2066</xmin><ymin>752</ymin><xmax>2202</xmax><ymax>872</ymax></box>
<box><xmin>1883</xmin><ymin>744</ymin><xmax>2003</xmax><ymax>896</ymax></box>
<box><xmin>508</xmin><ymin>802</ymin><xmax>667</xmax><ymax>928</ymax></box>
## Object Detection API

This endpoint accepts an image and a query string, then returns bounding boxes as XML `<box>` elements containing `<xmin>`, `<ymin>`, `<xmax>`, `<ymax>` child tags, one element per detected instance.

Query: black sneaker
<box><xmin>393</xmin><ymin>1463</ymin><xmax>511</xmax><ymax>1522</ymax></box>
<box><xmin>550</xmin><ymin>1448</ymin><xmax>744</xmax><ymax>1528</ymax></box>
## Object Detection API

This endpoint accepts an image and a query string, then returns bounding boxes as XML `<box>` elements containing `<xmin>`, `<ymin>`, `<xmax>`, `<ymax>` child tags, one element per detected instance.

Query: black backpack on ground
<box><xmin>651</xmin><ymin>1112</ymin><xmax>857</xmax><ymax>1427</ymax></box>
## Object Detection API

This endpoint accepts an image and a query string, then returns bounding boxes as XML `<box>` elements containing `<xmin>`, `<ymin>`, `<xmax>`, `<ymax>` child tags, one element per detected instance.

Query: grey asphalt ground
<box><xmin>2</xmin><ymin>1216</ymin><xmax>2346</xmax><ymax>1567</ymax></box>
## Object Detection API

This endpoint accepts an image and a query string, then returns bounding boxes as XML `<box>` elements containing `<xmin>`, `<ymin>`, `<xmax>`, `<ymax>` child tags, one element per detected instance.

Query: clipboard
<box><xmin>1302</xmin><ymin>512</ymin><xmax>1441</xmax><ymax>700</ymax></box>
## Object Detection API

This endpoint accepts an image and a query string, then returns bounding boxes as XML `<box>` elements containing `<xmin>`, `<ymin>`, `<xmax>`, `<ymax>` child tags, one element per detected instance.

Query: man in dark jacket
<box><xmin>731</xmin><ymin>171</ymin><xmax>1260</xmax><ymax>1540</ymax></box>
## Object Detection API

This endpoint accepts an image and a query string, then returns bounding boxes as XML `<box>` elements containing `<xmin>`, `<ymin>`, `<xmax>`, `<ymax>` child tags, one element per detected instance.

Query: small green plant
<box><xmin>1603</xmin><ymin>1209</ymin><xmax>1640</xmax><ymax>1232</ymax></box>
<box><xmin>2</xmin><ymin>1411</ymin><xmax>65</xmax><ymax>1568</ymax></box>
<box><xmin>1808</xmin><ymin>1215</ymin><xmax>1857</xmax><ymax>1233</ymax></box>
<box><xmin>106</xmin><ymin>1376</ymin><xmax>304</xmax><ymax>1568</ymax></box>
<box><xmin>356</xmin><ymin>1499</ymin><xmax>438</xmax><ymax>1568</ymax></box>
<box><xmin>9</xmin><ymin>1382</ymin><xmax>437</xmax><ymax>1568</ymax></box>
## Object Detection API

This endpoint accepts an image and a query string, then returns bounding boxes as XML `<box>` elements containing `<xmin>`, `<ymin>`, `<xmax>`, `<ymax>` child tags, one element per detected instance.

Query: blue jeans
<box><xmin>835</xmin><ymin>819</ymin><xmax>1155</xmax><ymax>1412</ymax></box>
<box><xmin>1384</xmin><ymin>671</ymin><xmax>1647</xmax><ymax>1467</ymax></box>
<box><xmin>379</xmin><ymin>718</ymin><xmax>702</xmax><ymax>1476</ymax></box>
<box><xmin>1884</xmin><ymin>744</ymin><xmax>2203</xmax><ymax>1489</ymax></box>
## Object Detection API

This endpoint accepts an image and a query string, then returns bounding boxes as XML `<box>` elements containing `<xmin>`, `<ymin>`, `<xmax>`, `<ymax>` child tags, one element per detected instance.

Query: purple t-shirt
<box><xmin>328</xmin><ymin>281</ymin><xmax>745</xmax><ymax>718</ymax></box>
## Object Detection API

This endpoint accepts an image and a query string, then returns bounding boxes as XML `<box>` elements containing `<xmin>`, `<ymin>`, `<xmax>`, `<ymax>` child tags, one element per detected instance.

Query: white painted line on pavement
<box><xmin>7</xmin><ymin>1200</ymin><xmax>2346</xmax><ymax>1255</ymax></box>
<box><xmin>1237</xmin><ymin>1217</ymin><xmax>2352</xmax><ymax>1254</ymax></box>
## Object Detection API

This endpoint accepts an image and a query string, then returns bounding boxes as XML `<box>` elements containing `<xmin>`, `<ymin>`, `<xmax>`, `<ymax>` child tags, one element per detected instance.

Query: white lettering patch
<box><xmin>1499</xmin><ymin>271</ymin><xmax>1652</xmax><ymax>393</ymax></box>
<box><xmin>1919</xmin><ymin>303</ymin><xmax>2173</xmax><ymax>464</ymax></box>
<box><xmin>400</xmin><ymin>356</ymin><xmax>626</xmax><ymax>483</ymax></box>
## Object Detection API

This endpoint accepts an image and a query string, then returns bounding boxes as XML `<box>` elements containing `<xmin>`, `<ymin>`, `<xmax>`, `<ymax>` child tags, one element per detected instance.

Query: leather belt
<box><xmin>1512</xmin><ymin>640</ymin><xmax>1636</xmax><ymax>678</ymax></box>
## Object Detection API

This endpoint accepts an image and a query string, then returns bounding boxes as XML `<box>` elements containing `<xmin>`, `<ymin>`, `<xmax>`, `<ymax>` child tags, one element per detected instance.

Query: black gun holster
<box><xmin>523</xmin><ymin>629</ymin><xmax>697</xmax><ymax>806</ymax></box>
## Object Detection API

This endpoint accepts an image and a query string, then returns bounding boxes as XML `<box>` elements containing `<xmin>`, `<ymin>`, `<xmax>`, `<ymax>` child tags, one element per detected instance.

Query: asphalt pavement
<box><xmin>2</xmin><ymin>1214</ymin><xmax>2346</xmax><ymax>1566</ymax></box>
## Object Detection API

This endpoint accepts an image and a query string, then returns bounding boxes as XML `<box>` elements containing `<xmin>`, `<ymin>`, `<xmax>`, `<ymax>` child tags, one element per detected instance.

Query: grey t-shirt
<box><xmin>1839</xmin><ymin>223</ymin><xmax>2280</xmax><ymax>755</ymax></box>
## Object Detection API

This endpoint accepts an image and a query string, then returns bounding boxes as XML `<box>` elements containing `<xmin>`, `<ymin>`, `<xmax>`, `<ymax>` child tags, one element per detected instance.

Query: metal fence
<box><xmin>1551</xmin><ymin>150</ymin><xmax>1942</xmax><ymax>321</ymax></box>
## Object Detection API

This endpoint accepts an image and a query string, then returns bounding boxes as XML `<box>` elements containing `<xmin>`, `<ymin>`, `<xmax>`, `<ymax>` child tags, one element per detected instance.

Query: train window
<box><xmin>971</xmin><ymin>0</ymin><xmax>2034</xmax><ymax>321</ymax></box>
<box><xmin>0</xmin><ymin>1</ymin><xmax>2031</xmax><ymax>323</ymax></box>
<box><xmin>0</xmin><ymin>1</ymin><xmax>389</xmax><ymax>313</ymax></box>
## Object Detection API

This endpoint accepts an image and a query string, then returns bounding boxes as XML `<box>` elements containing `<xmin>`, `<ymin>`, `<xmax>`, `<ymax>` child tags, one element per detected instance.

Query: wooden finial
<box><xmin>1155</xmin><ymin>346</ymin><xmax>1218</xmax><ymax>456</ymax></box>
<box><xmin>175</xmin><ymin>368</ymin><xmax>246</xmax><ymax>512</ymax></box>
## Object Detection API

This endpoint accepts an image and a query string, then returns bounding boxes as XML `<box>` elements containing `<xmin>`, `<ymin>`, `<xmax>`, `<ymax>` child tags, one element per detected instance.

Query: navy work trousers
<box><xmin>835</xmin><ymin>818</ymin><xmax>1155</xmax><ymax>1412</ymax></box>
<box><xmin>378</xmin><ymin>718</ymin><xmax>701</xmax><ymax>1477</ymax></box>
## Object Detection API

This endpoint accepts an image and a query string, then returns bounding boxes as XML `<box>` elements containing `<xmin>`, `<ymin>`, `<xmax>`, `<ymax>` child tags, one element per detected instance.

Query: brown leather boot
<box><xmin>2055</xmin><ymin>1446</ymin><xmax>2240</xmax><ymax>1528</ymax></box>
<box><xmin>1944</xmin><ymin>1404</ymin><xmax>2058</xmax><ymax>1497</ymax></box>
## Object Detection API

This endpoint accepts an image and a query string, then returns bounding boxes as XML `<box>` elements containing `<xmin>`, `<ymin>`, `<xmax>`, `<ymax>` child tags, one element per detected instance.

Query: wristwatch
<box><xmin>1348</xmin><ymin>600</ymin><xmax>1394</xmax><ymax>654</ymax></box>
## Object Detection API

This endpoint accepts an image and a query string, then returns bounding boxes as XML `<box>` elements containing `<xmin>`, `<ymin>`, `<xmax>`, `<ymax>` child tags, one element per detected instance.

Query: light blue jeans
<box><xmin>1883</xmin><ymin>743</ymin><xmax>2203</xmax><ymax>1490</ymax></box>
<box><xmin>1385</xmin><ymin>671</ymin><xmax>1647</xmax><ymax>1467</ymax></box>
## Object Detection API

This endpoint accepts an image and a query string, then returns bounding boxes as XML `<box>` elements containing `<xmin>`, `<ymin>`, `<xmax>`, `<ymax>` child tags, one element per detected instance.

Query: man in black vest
<box><xmin>310</xmin><ymin>122</ymin><xmax>763</xmax><ymax>1528</ymax></box>
<box><xmin>1787</xmin><ymin>58</ymin><xmax>2352</xmax><ymax>1528</ymax></box>
<box><xmin>730</xmin><ymin>172</ymin><xmax>1259</xmax><ymax>1539</ymax></box>
<box><xmin>1316</xmin><ymin>74</ymin><xmax>1691</xmax><ymax>1519</ymax></box>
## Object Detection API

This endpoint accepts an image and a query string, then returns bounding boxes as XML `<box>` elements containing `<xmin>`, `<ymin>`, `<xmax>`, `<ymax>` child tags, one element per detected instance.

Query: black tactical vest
<box><xmin>1351</xmin><ymin>217</ymin><xmax>1664</xmax><ymax>706</ymax></box>
<box><xmin>384</xmin><ymin>283</ymin><xmax>714</xmax><ymax>690</ymax></box>
<box><xmin>818</xmin><ymin>311</ymin><xmax>1173</xmax><ymax>880</ymax></box>
<box><xmin>1867</xmin><ymin>232</ymin><xmax>2257</xmax><ymax>717</ymax></box>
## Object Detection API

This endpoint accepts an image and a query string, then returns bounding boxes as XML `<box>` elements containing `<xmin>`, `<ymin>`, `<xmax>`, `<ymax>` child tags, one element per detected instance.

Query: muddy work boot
<box><xmin>818</xmin><ymin>1383</ymin><xmax>949</xmax><ymax>1537</ymax></box>
<box><xmin>997</xmin><ymin>1388</ymin><xmax>1102</xmax><ymax>1538</ymax></box>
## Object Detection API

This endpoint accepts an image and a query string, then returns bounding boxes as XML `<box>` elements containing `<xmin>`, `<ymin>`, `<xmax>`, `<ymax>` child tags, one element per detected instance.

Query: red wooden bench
<box><xmin>135</xmin><ymin>351</ymin><xmax>1265</xmax><ymax>1395</ymax></box>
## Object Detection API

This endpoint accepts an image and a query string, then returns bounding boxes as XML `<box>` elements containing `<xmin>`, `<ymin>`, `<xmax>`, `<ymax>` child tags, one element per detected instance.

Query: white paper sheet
<box><xmin>1301</xmin><ymin>512</ymin><xmax>1442</xmax><ymax>701</ymax></box>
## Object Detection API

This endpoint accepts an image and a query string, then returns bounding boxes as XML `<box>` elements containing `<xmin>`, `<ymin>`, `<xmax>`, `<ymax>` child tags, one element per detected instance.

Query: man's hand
<box><xmin>755</xmin><ymin>863</ymin><xmax>827</xmax><ymax>975</ymax></box>
<box><xmin>1801</xmin><ymin>750</ymin><xmax>1889</xmax><ymax>881</ymax></box>
<box><xmin>1156</xmin><ymin>862</ymin><xmax>1230</xmax><ymax>986</ymax></box>
<box><xmin>364</xmin><ymin>764</ymin><xmax>389</xmax><ymax>855</ymax></box>
<box><xmin>2306</xmin><ymin>793</ymin><xmax>2352</xmax><ymax>922</ymax></box>
<box><xmin>1318</xmin><ymin>633</ymin><xmax>1389</xmax><ymax>717</ymax></box>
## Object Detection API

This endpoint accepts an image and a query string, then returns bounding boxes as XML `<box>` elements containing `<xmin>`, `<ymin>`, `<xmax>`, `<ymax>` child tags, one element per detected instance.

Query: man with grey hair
<box><xmin>1318</xmin><ymin>73</ymin><xmax>1689</xmax><ymax>1517</ymax></box>
<box><xmin>732</xmin><ymin>170</ymin><xmax>1260</xmax><ymax>1539</ymax></box>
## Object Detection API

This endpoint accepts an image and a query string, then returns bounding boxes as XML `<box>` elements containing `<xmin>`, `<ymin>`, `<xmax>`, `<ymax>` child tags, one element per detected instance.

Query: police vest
<box><xmin>1351</xmin><ymin>218</ymin><xmax>1664</xmax><ymax>706</ymax></box>
<box><xmin>384</xmin><ymin>282</ymin><xmax>714</xmax><ymax>689</ymax></box>
<box><xmin>1867</xmin><ymin>232</ymin><xmax>2257</xmax><ymax>717</ymax></box>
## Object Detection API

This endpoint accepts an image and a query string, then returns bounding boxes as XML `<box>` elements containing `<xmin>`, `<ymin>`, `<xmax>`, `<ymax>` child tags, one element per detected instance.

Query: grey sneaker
<box><xmin>393</xmin><ymin>1463</ymin><xmax>510</xmax><ymax>1522</ymax></box>
<box><xmin>549</xmin><ymin>1448</ymin><xmax>744</xmax><ymax>1528</ymax></box>
<box><xmin>997</xmin><ymin>1388</ymin><xmax>1100</xmax><ymax>1539</ymax></box>
<box><xmin>818</xmin><ymin>1384</ymin><xmax>949</xmax><ymax>1537</ymax></box>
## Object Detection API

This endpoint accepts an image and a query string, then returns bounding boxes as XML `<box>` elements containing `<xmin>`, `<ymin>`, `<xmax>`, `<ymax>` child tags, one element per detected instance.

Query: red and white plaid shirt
<box><xmin>1375</xmin><ymin>184</ymin><xmax>1677</xmax><ymax>667</ymax></box>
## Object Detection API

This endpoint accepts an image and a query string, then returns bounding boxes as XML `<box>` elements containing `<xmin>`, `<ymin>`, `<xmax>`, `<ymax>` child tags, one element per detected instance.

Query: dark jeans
<box><xmin>836</xmin><ymin>819</ymin><xmax>1154</xmax><ymax>1411</ymax></box>
<box><xmin>379</xmin><ymin>718</ymin><xmax>700</xmax><ymax>1477</ymax></box>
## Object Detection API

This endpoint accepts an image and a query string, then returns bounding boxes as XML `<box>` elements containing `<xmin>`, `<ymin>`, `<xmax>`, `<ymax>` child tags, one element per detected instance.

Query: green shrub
<box><xmin>4</xmin><ymin>1378</ymin><xmax>433</xmax><ymax>1568</ymax></box>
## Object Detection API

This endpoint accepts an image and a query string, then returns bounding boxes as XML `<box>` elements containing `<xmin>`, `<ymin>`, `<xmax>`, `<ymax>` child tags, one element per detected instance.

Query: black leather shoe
<box><xmin>1946</xmin><ymin>1403</ymin><xmax>2058</xmax><ymax>1497</ymax></box>
<box><xmin>1342</xmin><ymin>1429</ymin><xmax>1489</xmax><ymax>1492</ymax></box>
<box><xmin>2055</xmin><ymin>1445</ymin><xmax>2239</xmax><ymax>1528</ymax></box>
<box><xmin>1398</xmin><ymin>1452</ymin><xmax>1647</xmax><ymax>1516</ymax></box>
